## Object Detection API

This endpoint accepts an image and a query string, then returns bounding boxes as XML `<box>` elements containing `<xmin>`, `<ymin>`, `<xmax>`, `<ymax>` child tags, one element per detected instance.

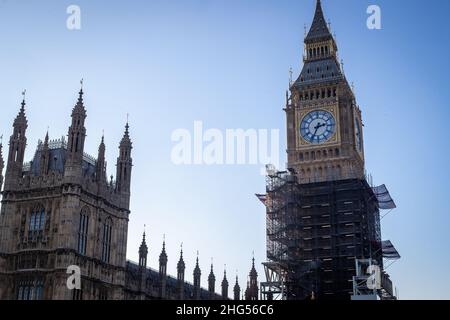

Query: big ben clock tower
<box><xmin>261</xmin><ymin>0</ymin><xmax>399</xmax><ymax>301</ymax></box>
<box><xmin>286</xmin><ymin>0</ymin><xmax>364</xmax><ymax>183</ymax></box>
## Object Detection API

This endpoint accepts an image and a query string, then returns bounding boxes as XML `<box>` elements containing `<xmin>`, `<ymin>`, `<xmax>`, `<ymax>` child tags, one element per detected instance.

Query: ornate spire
<box><xmin>96</xmin><ymin>134</ymin><xmax>106</xmax><ymax>183</ymax></box>
<box><xmin>194</xmin><ymin>251</ymin><xmax>201</xmax><ymax>275</ymax></box>
<box><xmin>233</xmin><ymin>273</ymin><xmax>241</xmax><ymax>301</ymax></box>
<box><xmin>140</xmin><ymin>229</ymin><xmax>147</xmax><ymax>247</ymax></box>
<box><xmin>14</xmin><ymin>90</ymin><xmax>28</xmax><ymax>127</ymax></box>
<box><xmin>208</xmin><ymin>260</ymin><xmax>215</xmax><ymax>282</ymax></box>
<box><xmin>208</xmin><ymin>258</ymin><xmax>216</xmax><ymax>298</ymax></box>
<box><xmin>120</xmin><ymin>118</ymin><xmax>132</xmax><ymax>147</ymax></box>
<box><xmin>250</xmin><ymin>256</ymin><xmax>257</xmax><ymax>277</ymax></box>
<box><xmin>44</xmin><ymin>130</ymin><xmax>49</xmax><ymax>146</ymax></box>
<box><xmin>139</xmin><ymin>228</ymin><xmax>148</xmax><ymax>268</ymax></box>
<box><xmin>159</xmin><ymin>235</ymin><xmax>168</xmax><ymax>264</ymax></box>
<box><xmin>72</xmin><ymin>80</ymin><xmax>86</xmax><ymax>115</ymax></box>
<box><xmin>177</xmin><ymin>243</ymin><xmax>185</xmax><ymax>271</ymax></box>
<box><xmin>305</xmin><ymin>0</ymin><xmax>332</xmax><ymax>43</ymax></box>
<box><xmin>116</xmin><ymin>116</ymin><xmax>133</xmax><ymax>198</ymax></box>
<box><xmin>221</xmin><ymin>265</ymin><xmax>229</xmax><ymax>299</ymax></box>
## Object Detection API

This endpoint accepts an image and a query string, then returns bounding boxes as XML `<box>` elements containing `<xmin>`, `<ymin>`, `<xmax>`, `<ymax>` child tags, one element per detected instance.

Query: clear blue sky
<box><xmin>1</xmin><ymin>0</ymin><xmax>449</xmax><ymax>299</ymax></box>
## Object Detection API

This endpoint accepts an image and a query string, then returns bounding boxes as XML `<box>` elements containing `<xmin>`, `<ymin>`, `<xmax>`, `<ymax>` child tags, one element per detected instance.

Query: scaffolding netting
<box><xmin>372</xmin><ymin>184</ymin><xmax>396</xmax><ymax>210</ymax></box>
<box><xmin>381</xmin><ymin>240</ymin><xmax>401</xmax><ymax>260</ymax></box>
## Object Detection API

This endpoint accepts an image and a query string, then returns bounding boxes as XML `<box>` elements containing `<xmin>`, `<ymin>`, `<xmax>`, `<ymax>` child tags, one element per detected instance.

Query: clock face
<box><xmin>355</xmin><ymin>118</ymin><xmax>362</xmax><ymax>152</ymax></box>
<box><xmin>300</xmin><ymin>110</ymin><xmax>336</xmax><ymax>144</ymax></box>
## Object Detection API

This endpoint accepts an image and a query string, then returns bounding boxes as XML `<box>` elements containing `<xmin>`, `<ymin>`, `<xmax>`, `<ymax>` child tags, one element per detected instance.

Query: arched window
<box><xmin>28</xmin><ymin>206</ymin><xmax>45</xmax><ymax>239</ymax></box>
<box><xmin>101</xmin><ymin>219</ymin><xmax>113</xmax><ymax>263</ymax></box>
<box><xmin>78</xmin><ymin>207</ymin><xmax>89</xmax><ymax>255</ymax></box>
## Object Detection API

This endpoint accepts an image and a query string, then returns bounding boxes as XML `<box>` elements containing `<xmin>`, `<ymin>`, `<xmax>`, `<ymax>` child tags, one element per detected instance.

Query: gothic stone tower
<box><xmin>0</xmin><ymin>87</ymin><xmax>132</xmax><ymax>300</ymax></box>
<box><xmin>286</xmin><ymin>0</ymin><xmax>364</xmax><ymax>183</ymax></box>
<box><xmin>269</xmin><ymin>0</ymin><xmax>383</xmax><ymax>300</ymax></box>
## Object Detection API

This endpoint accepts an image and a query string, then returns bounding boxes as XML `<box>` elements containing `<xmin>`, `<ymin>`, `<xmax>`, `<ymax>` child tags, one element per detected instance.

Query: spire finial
<box><xmin>125</xmin><ymin>114</ymin><xmax>130</xmax><ymax>134</ymax></box>
<box><xmin>20</xmin><ymin>90</ymin><xmax>26</xmax><ymax>111</ymax></box>
<box><xmin>79</xmin><ymin>79</ymin><xmax>84</xmax><ymax>98</ymax></box>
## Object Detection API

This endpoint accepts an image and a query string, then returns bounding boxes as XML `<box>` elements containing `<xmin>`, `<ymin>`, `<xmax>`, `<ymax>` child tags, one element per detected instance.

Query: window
<box><xmin>28</xmin><ymin>207</ymin><xmax>45</xmax><ymax>238</ymax></box>
<box><xmin>101</xmin><ymin>220</ymin><xmax>112</xmax><ymax>263</ymax></box>
<box><xmin>17</xmin><ymin>280</ymin><xmax>43</xmax><ymax>300</ymax></box>
<box><xmin>78</xmin><ymin>209</ymin><xmax>89</xmax><ymax>255</ymax></box>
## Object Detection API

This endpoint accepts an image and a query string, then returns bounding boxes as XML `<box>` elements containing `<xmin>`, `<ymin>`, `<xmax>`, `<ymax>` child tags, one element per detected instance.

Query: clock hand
<box><xmin>311</xmin><ymin>127</ymin><xmax>319</xmax><ymax>140</ymax></box>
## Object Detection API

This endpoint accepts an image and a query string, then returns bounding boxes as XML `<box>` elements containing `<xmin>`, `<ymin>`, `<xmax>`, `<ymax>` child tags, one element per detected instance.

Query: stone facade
<box><xmin>0</xmin><ymin>88</ymin><xmax>248</xmax><ymax>300</ymax></box>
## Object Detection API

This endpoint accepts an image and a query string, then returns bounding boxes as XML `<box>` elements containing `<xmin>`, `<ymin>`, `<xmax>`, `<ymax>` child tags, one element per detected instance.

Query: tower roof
<box><xmin>305</xmin><ymin>0</ymin><xmax>332</xmax><ymax>43</ymax></box>
<box><xmin>120</xmin><ymin>121</ymin><xmax>132</xmax><ymax>147</ymax></box>
<box><xmin>72</xmin><ymin>88</ymin><xmax>86</xmax><ymax>117</ymax></box>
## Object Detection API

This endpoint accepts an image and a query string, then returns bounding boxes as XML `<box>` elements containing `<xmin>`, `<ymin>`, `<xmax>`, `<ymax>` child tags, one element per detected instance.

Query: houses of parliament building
<box><xmin>0</xmin><ymin>89</ymin><xmax>259</xmax><ymax>300</ymax></box>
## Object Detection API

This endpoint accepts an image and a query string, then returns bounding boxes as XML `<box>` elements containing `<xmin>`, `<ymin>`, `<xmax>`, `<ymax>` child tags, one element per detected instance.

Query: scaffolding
<box><xmin>259</xmin><ymin>166</ymin><xmax>397</xmax><ymax>300</ymax></box>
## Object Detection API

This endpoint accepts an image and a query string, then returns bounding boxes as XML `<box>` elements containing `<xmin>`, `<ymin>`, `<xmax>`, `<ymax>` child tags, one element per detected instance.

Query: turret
<box><xmin>96</xmin><ymin>135</ymin><xmax>107</xmax><ymax>184</ymax></box>
<box><xmin>4</xmin><ymin>93</ymin><xmax>28</xmax><ymax>190</ymax></box>
<box><xmin>65</xmin><ymin>86</ymin><xmax>87</xmax><ymax>180</ymax></box>
<box><xmin>193</xmin><ymin>252</ymin><xmax>201</xmax><ymax>300</ymax></box>
<box><xmin>208</xmin><ymin>260</ymin><xmax>216</xmax><ymax>300</ymax></box>
<box><xmin>177</xmin><ymin>245</ymin><xmax>186</xmax><ymax>300</ymax></box>
<box><xmin>233</xmin><ymin>275</ymin><xmax>241</xmax><ymax>301</ymax></box>
<box><xmin>245</xmin><ymin>257</ymin><xmax>258</xmax><ymax>300</ymax></box>
<box><xmin>159</xmin><ymin>237</ymin><xmax>168</xmax><ymax>299</ymax></box>
<box><xmin>138</xmin><ymin>231</ymin><xmax>148</xmax><ymax>269</ymax></box>
<box><xmin>221</xmin><ymin>268</ymin><xmax>229</xmax><ymax>300</ymax></box>
<box><xmin>116</xmin><ymin>121</ymin><xmax>132</xmax><ymax>208</ymax></box>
